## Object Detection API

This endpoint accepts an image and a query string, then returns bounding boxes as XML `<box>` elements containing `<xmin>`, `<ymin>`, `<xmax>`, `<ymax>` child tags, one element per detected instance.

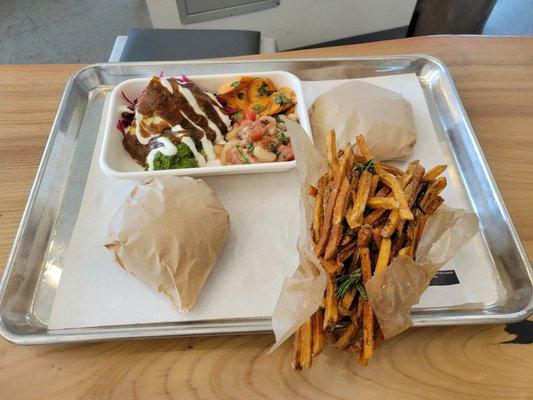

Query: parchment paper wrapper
<box><xmin>104</xmin><ymin>176</ymin><xmax>230</xmax><ymax>313</ymax></box>
<box><xmin>309</xmin><ymin>80</ymin><xmax>417</xmax><ymax>161</ymax></box>
<box><xmin>270</xmin><ymin>118</ymin><xmax>478</xmax><ymax>351</ymax></box>
<box><xmin>365</xmin><ymin>207</ymin><xmax>479</xmax><ymax>338</ymax></box>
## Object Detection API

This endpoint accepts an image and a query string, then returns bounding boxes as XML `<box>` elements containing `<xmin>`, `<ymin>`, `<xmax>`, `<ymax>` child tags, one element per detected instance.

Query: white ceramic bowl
<box><xmin>99</xmin><ymin>71</ymin><xmax>311</xmax><ymax>180</ymax></box>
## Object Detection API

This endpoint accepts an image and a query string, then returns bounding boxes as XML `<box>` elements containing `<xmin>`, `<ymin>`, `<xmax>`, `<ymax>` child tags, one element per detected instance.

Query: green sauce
<box><xmin>152</xmin><ymin>143</ymin><xmax>198</xmax><ymax>170</ymax></box>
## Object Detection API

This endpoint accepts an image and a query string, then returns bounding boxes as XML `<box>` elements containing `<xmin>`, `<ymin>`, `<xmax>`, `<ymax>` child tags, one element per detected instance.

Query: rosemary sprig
<box><xmin>356</xmin><ymin>282</ymin><xmax>368</xmax><ymax>302</ymax></box>
<box><xmin>258</xmin><ymin>82</ymin><xmax>273</xmax><ymax>97</ymax></box>
<box><xmin>414</xmin><ymin>181</ymin><xmax>429</xmax><ymax>215</ymax></box>
<box><xmin>344</xmin><ymin>228</ymin><xmax>357</xmax><ymax>237</ymax></box>
<box><xmin>355</xmin><ymin>159</ymin><xmax>375</xmax><ymax>174</ymax></box>
<box><xmin>335</xmin><ymin>268</ymin><xmax>367</xmax><ymax>301</ymax></box>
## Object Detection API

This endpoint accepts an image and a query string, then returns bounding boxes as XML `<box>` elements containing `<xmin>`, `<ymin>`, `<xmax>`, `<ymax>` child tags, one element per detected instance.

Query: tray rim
<box><xmin>1</xmin><ymin>54</ymin><xmax>532</xmax><ymax>345</ymax></box>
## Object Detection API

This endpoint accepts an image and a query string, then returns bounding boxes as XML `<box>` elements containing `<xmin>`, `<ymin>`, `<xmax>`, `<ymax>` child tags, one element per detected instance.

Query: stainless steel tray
<box><xmin>1</xmin><ymin>56</ymin><xmax>532</xmax><ymax>345</ymax></box>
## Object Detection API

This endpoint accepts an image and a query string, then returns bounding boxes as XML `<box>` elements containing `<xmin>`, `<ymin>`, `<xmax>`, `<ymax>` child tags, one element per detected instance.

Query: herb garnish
<box><xmin>247</xmin><ymin>142</ymin><xmax>255</xmax><ymax>152</ymax></box>
<box><xmin>152</xmin><ymin>144</ymin><xmax>198</xmax><ymax>170</ymax></box>
<box><xmin>233</xmin><ymin>111</ymin><xmax>243</xmax><ymax>121</ymax></box>
<box><xmin>235</xmin><ymin>147</ymin><xmax>249</xmax><ymax>164</ymax></box>
<box><xmin>335</xmin><ymin>268</ymin><xmax>368</xmax><ymax>301</ymax></box>
<box><xmin>268</xmin><ymin>143</ymin><xmax>277</xmax><ymax>153</ymax></box>
<box><xmin>355</xmin><ymin>159</ymin><xmax>375</xmax><ymax>174</ymax></box>
<box><xmin>274</xmin><ymin>93</ymin><xmax>291</xmax><ymax>106</ymax></box>
<box><xmin>277</xmin><ymin>132</ymin><xmax>289</xmax><ymax>144</ymax></box>
<box><xmin>258</xmin><ymin>82</ymin><xmax>273</xmax><ymax>97</ymax></box>
<box><xmin>344</xmin><ymin>228</ymin><xmax>357</xmax><ymax>237</ymax></box>
<box><xmin>230</xmin><ymin>81</ymin><xmax>240</xmax><ymax>88</ymax></box>
<box><xmin>252</xmin><ymin>103</ymin><xmax>264</xmax><ymax>113</ymax></box>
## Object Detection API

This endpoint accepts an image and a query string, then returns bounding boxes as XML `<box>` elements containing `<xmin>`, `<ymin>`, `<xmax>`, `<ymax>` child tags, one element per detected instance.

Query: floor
<box><xmin>0</xmin><ymin>0</ymin><xmax>152</xmax><ymax>63</ymax></box>
<box><xmin>482</xmin><ymin>0</ymin><xmax>533</xmax><ymax>35</ymax></box>
<box><xmin>0</xmin><ymin>0</ymin><xmax>531</xmax><ymax>64</ymax></box>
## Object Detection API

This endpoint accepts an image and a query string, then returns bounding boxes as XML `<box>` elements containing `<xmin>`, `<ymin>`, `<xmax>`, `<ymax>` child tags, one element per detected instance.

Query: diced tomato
<box><xmin>249</xmin><ymin>131</ymin><xmax>263</xmax><ymax>142</ymax></box>
<box><xmin>242</xmin><ymin>109</ymin><xmax>257</xmax><ymax>122</ymax></box>
<box><xmin>277</xmin><ymin>144</ymin><xmax>294</xmax><ymax>161</ymax></box>
<box><xmin>249</xmin><ymin>124</ymin><xmax>267</xmax><ymax>142</ymax></box>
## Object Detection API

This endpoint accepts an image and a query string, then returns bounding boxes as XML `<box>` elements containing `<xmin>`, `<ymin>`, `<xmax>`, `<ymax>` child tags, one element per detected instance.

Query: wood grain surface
<box><xmin>1</xmin><ymin>36</ymin><xmax>532</xmax><ymax>400</ymax></box>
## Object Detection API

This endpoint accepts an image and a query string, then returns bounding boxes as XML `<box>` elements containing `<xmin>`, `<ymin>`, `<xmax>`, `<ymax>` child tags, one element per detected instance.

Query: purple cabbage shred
<box><xmin>121</xmin><ymin>91</ymin><xmax>137</xmax><ymax>106</ymax></box>
<box><xmin>216</xmin><ymin>94</ymin><xmax>226</xmax><ymax>106</ymax></box>
<box><xmin>215</xmin><ymin>94</ymin><xmax>238</xmax><ymax>115</ymax></box>
<box><xmin>116</xmin><ymin>120</ymin><xmax>125</xmax><ymax>134</ymax></box>
<box><xmin>176</xmin><ymin>74</ymin><xmax>191</xmax><ymax>83</ymax></box>
<box><xmin>224</xmin><ymin>105</ymin><xmax>239</xmax><ymax>115</ymax></box>
<box><xmin>116</xmin><ymin>91</ymin><xmax>138</xmax><ymax>134</ymax></box>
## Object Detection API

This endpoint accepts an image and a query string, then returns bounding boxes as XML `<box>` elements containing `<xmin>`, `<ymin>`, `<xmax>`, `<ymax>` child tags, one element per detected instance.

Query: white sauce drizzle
<box><xmin>136</xmin><ymin>114</ymin><xmax>170</xmax><ymax>145</ymax></box>
<box><xmin>145</xmin><ymin>137</ymin><xmax>178</xmax><ymax>171</ymax></box>
<box><xmin>171</xmin><ymin>124</ymin><xmax>185</xmax><ymax>133</ymax></box>
<box><xmin>206</xmin><ymin>92</ymin><xmax>232</xmax><ymax>130</ymax></box>
<box><xmin>159</xmin><ymin>77</ymin><xmax>174</xmax><ymax>94</ymax></box>
<box><xmin>173</xmin><ymin>120</ymin><xmax>215</xmax><ymax>161</ymax></box>
<box><xmin>180</xmin><ymin>136</ymin><xmax>206</xmax><ymax>167</ymax></box>
<box><xmin>134</xmin><ymin>81</ymin><xmax>229</xmax><ymax>156</ymax></box>
<box><xmin>145</xmin><ymin>135</ymin><xmax>208</xmax><ymax>170</ymax></box>
<box><xmin>200</xmin><ymin>135</ymin><xmax>216</xmax><ymax>161</ymax></box>
<box><xmin>176</xmin><ymin>84</ymin><xmax>224</xmax><ymax>143</ymax></box>
<box><xmin>180</xmin><ymin>112</ymin><xmax>205</xmax><ymax>136</ymax></box>
<box><xmin>118</xmin><ymin>105</ymin><xmax>133</xmax><ymax>114</ymax></box>
<box><xmin>134</xmin><ymin>110</ymin><xmax>158</xmax><ymax>145</ymax></box>
<box><xmin>206</xmin><ymin>91</ymin><xmax>223</xmax><ymax>107</ymax></box>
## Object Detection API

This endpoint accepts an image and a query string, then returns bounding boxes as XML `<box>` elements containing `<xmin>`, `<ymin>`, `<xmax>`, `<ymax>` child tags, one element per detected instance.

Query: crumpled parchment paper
<box><xmin>105</xmin><ymin>176</ymin><xmax>230</xmax><ymax>313</ymax></box>
<box><xmin>270</xmin><ymin>118</ymin><xmax>478</xmax><ymax>351</ymax></box>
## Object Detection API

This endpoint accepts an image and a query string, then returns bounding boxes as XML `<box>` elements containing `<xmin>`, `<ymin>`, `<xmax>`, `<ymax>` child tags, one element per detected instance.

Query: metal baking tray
<box><xmin>1</xmin><ymin>56</ymin><xmax>532</xmax><ymax>345</ymax></box>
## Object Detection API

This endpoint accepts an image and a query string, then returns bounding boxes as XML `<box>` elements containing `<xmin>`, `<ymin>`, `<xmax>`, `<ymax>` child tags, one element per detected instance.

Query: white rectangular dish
<box><xmin>99</xmin><ymin>71</ymin><xmax>311</xmax><ymax>179</ymax></box>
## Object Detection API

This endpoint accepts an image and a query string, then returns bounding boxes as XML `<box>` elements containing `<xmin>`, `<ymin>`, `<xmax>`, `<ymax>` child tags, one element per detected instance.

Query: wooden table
<box><xmin>1</xmin><ymin>36</ymin><xmax>532</xmax><ymax>400</ymax></box>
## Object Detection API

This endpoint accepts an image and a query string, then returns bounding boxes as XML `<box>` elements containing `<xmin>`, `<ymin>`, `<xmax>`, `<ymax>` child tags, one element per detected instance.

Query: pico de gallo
<box><xmin>218</xmin><ymin>110</ymin><xmax>295</xmax><ymax>165</ymax></box>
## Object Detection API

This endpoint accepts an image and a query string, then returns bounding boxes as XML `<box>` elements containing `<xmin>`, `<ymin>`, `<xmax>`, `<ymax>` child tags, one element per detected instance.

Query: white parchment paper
<box><xmin>48</xmin><ymin>73</ymin><xmax>503</xmax><ymax>330</ymax></box>
<box><xmin>48</xmin><ymin>98</ymin><xmax>300</xmax><ymax>329</ymax></box>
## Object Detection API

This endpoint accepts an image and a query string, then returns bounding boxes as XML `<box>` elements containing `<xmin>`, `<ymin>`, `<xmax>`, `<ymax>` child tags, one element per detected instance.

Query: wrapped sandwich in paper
<box><xmin>270</xmin><ymin>118</ymin><xmax>478</xmax><ymax>355</ymax></box>
<box><xmin>104</xmin><ymin>176</ymin><xmax>230</xmax><ymax>312</ymax></box>
<box><xmin>309</xmin><ymin>80</ymin><xmax>417</xmax><ymax>161</ymax></box>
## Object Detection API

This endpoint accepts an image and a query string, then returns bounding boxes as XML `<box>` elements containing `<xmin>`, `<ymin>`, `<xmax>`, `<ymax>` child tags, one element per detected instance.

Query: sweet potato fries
<box><xmin>292</xmin><ymin>131</ymin><xmax>447</xmax><ymax>370</ymax></box>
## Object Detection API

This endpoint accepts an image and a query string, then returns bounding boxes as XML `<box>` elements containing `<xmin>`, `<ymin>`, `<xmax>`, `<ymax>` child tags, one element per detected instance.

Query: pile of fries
<box><xmin>292</xmin><ymin>131</ymin><xmax>447</xmax><ymax>370</ymax></box>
